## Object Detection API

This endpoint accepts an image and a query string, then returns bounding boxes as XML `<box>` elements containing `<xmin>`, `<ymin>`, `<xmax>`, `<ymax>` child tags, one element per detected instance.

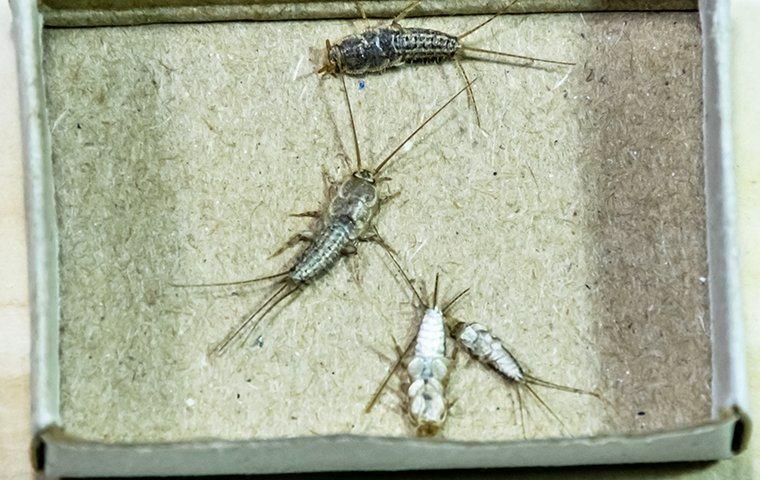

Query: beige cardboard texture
<box><xmin>42</xmin><ymin>11</ymin><xmax>710</xmax><ymax>444</ymax></box>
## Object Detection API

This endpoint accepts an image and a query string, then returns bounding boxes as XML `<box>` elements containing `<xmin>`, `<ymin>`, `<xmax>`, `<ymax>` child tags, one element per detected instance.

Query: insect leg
<box><xmin>321</xmin><ymin>165</ymin><xmax>338</xmax><ymax>197</ymax></box>
<box><xmin>352</xmin><ymin>1</ymin><xmax>372</xmax><ymax>30</ymax></box>
<box><xmin>454</xmin><ymin>59</ymin><xmax>481</xmax><ymax>128</ymax></box>
<box><xmin>343</xmin><ymin>244</ymin><xmax>365</xmax><ymax>286</ymax></box>
<box><xmin>379</xmin><ymin>190</ymin><xmax>401</xmax><ymax>207</ymax></box>
<box><xmin>456</xmin><ymin>0</ymin><xmax>520</xmax><ymax>40</ymax></box>
<box><xmin>269</xmin><ymin>232</ymin><xmax>314</xmax><ymax>258</ymax></box>
<box><xmin>341</xmin><ymin>244</ymin><xmax>358</xmax><ymax>256</ymax></box>
<box><xmin>358</xmin><ymin>232</ymin><xmax>397</xmax><ymax>256</ymax></box>
<box><xmin>365</xmin><ymin>334</ymin><xmax>416</xmax><ymax>413</ymax></box>
<box><xmin>449</xmin><ymin>336</ymin><xmax>460</xmax><ymax>363</ymax></box>
<box><xmin>391</xmin><ymin>0</ymin><xmax>421</xmax><ymax>27</ymax></box>
<box><xmin>290</xmin><ymin>210</ymin><xmax>321</xmax><ymax>218</ymax></box>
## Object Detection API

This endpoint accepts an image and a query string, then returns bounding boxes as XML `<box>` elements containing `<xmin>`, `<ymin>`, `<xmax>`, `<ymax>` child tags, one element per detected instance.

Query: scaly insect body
<box><xmin>451</xmin><ymin>322</ymin><xmax>524</xmax><ymax>382</ymax></box>
<box><xmin>291</xmin><ymin>171</ymin><xmax>379</xmax><ymax>283</ymax></box>
<box><xmin>289</xmin><ymin>214</ymin><xmax>359</xmax><ymax>284</ymax></box>
<box><xmin>174</xmin><ymin>79</ymin><xmax>471</xmax><ymax>356</ymax></box>
<box><xmin>319</xmin><ymin>0</ymin><xmax>573</xmax><ymax>77</ymax></box>
<box><xmin>326</xmin><ymin>27</ymin><xmax>459</xmax><ymax>76</ymax></box>
<box><xmin>407</xmin><ymin>307</ymin><xmax>449</xmax><ymax>436</ymax></box>
<box><xmin>449</xmin><ymin>320</ymin><xmax>605</xmax><ymax>437</ymax></box>
<box><xmin>318</xmin><ymin>2</ymin><xmax>573</xmax><ymax>126</ymax></box>
<box><xmin>365</xmin><ymin>250</ymin><xmax>470</xmax><ymax>437</ymax></box>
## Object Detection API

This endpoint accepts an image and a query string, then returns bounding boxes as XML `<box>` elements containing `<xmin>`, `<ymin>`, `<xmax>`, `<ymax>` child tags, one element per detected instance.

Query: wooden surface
<box><xmin>0</xmin><ymin>2</ymin><xmax>757</xmax><ymax>479</ymax></box>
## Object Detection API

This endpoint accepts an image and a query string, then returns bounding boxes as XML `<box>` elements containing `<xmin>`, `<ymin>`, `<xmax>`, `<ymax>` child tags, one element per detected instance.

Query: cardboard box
<box><xmin>12</xmin><ymin>0</ymin><xmax>750</xmax><ymax>476</ymax></box>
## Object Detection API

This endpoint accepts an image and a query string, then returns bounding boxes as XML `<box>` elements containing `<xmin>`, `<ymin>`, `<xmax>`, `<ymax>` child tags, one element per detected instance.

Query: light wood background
<box><xmin>0</xmin><ymin>2</ymin><xmax>757</xmax><ymax>478</ymax></box>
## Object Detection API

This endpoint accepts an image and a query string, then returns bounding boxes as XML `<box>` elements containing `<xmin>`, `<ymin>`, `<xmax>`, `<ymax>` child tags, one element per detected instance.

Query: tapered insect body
<box><xmin>175</xmin><ymin>78</ymin><xmax>472</xmax><ymax>357</ymax></box>
<box><xmin>365</xmin><ymin>251</ymin><xmax>470</xmax><ymax>437</ymax></box>
<box><xmin>319</xmin><ymin>1</ymin><xmax>574</xmax><ymax>77</ymax></box>
<box><xmin>407</xmin><ymin>303</ymin><xmax>450</xmax><ymax>436</ymax></box>
<box><xmin>449</xmin><ymin>320</ymin><xmax>604</xmax><ymax>437</ymax></box>
<box><xmin>322</xmin><ymin>27</ymin><xmax>459</xmax><ymax>76</ymax></box>
<box><xmin>451</xmin><ymin>321</ymin><xmax>524</xmax><ymax>382</ymax></box>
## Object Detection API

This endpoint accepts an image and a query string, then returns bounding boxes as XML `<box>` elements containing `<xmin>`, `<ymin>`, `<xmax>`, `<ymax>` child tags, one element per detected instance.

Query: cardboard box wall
<box><xmin>11</xmin><ymin>0</ymin><xmax>750</xmax><ymax>476</ymax></box>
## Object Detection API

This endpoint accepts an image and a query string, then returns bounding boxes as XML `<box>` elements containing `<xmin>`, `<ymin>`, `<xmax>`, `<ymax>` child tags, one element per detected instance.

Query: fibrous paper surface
<box><xmin>44</xmin><ymin>11</ymin><xmax>709</xmax><ymax>442</ymax></box>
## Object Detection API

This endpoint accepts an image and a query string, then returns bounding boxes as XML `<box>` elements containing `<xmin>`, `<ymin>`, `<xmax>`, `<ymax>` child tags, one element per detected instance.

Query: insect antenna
<box><xmin>373</xmin><ymin>79</ymin><xmax>475</xmax><ymax>176</ymax></box>
<box><xmin>170</xmin><ymin>270</ymin><xmax>290</xmax><ymax>288</ymax></box>
<box><xmin>432</xmin><ymin>273</ymin><xmax>440</xmax><ymax>308</ymax></box>
<box><xmin>460</xmin><ymin>46</ymin><xmax>576</xmax><ymax>67</ymax></box>
<box><xmin>456</xmin><ymin>0</ymin><xmax>520</xmax><ymax>40</ymax></box>
<box><xmin>340</xmin><ymin>74</ymin><xmax>363</xmax><ymax>171</ymax></box>
<box><xmin>365</xmin><ymin>335</ymin><xmax>416</xmax><ymax>413</ymax></box>
<box><xmin>210</xmin><ymin>283</ymin><xmax>299</xmax><ymax>356</ymax></box>
<box><xmin>317</xmin><ymin>40</ymin><xmax>335</xmax><ymax>75</ymax></box>
<box><xmin>442</xmin><ymin>287</ymin><xmax>470</xmax><ymax>313</ymax></box>
<box><xmin>380</xmin><ymin>242</ymin><xmax>427</xmax><ymax>308</ymax></box>
<box><xmin>522</xmin><ymin>383</ymin><xmax>570</xmax><ymax>436</ymax></box>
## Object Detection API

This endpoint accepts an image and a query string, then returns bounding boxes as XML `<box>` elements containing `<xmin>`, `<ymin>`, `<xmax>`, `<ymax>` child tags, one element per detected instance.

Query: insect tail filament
<box><xmin>524</xmin><ymin>373</ymin><xmax>602</xmax><ymax>399</ymax></box>
<box><xmin>460</xmin><ymin>46</ymin><xmax>576</xmax><ymax>66</ymax></box>
<box><xmin>521</xmin><ymin>383</ymin><xmax>570</xmax><ymax>436</ymax></box>
<box><xmin>210</xmin><ymin>282</ymin><xmax>299</xmax><ymax>356</ymax></box>
<box><xmin>169</xmin><ymin>270</ymin><xmax>290</xmax><ymax>288</ymax></box>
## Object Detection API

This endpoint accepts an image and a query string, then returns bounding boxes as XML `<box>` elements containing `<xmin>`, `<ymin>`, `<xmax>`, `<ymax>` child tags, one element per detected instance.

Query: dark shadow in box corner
<box><xmin>579</xmin><ymin>12</ymin><xmax>711</xmax><ymax>435</ymax></box>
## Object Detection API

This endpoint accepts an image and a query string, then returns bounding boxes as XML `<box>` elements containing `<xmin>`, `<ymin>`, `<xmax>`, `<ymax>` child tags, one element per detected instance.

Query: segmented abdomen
<box><xmin>394</xmin><ymin>28</ymin><xmax>459</xmax><ymax>65</ymax></box>
<box><xmin>335</xmin><ymin>27</ymin><xmax>459</xmax><ymax>75</ymax></box>
<box><xmin>407</xmin><ymin>308</ymin><xmax>449</xmax><ymax>436</ymax></box>
<box><xmin>414</xmin><ymin>308</ymin><xmax>447</xmax><ymax>358</ymax></box>
<box><xmin>289</xmin><ymin>215</ymin><xmax>355</xmax><ymax>283</ymax></box>
<box><xmin>452</xmin><ymin>322</ymin><xmax>524</xmax><ymax>382</ymax></box>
